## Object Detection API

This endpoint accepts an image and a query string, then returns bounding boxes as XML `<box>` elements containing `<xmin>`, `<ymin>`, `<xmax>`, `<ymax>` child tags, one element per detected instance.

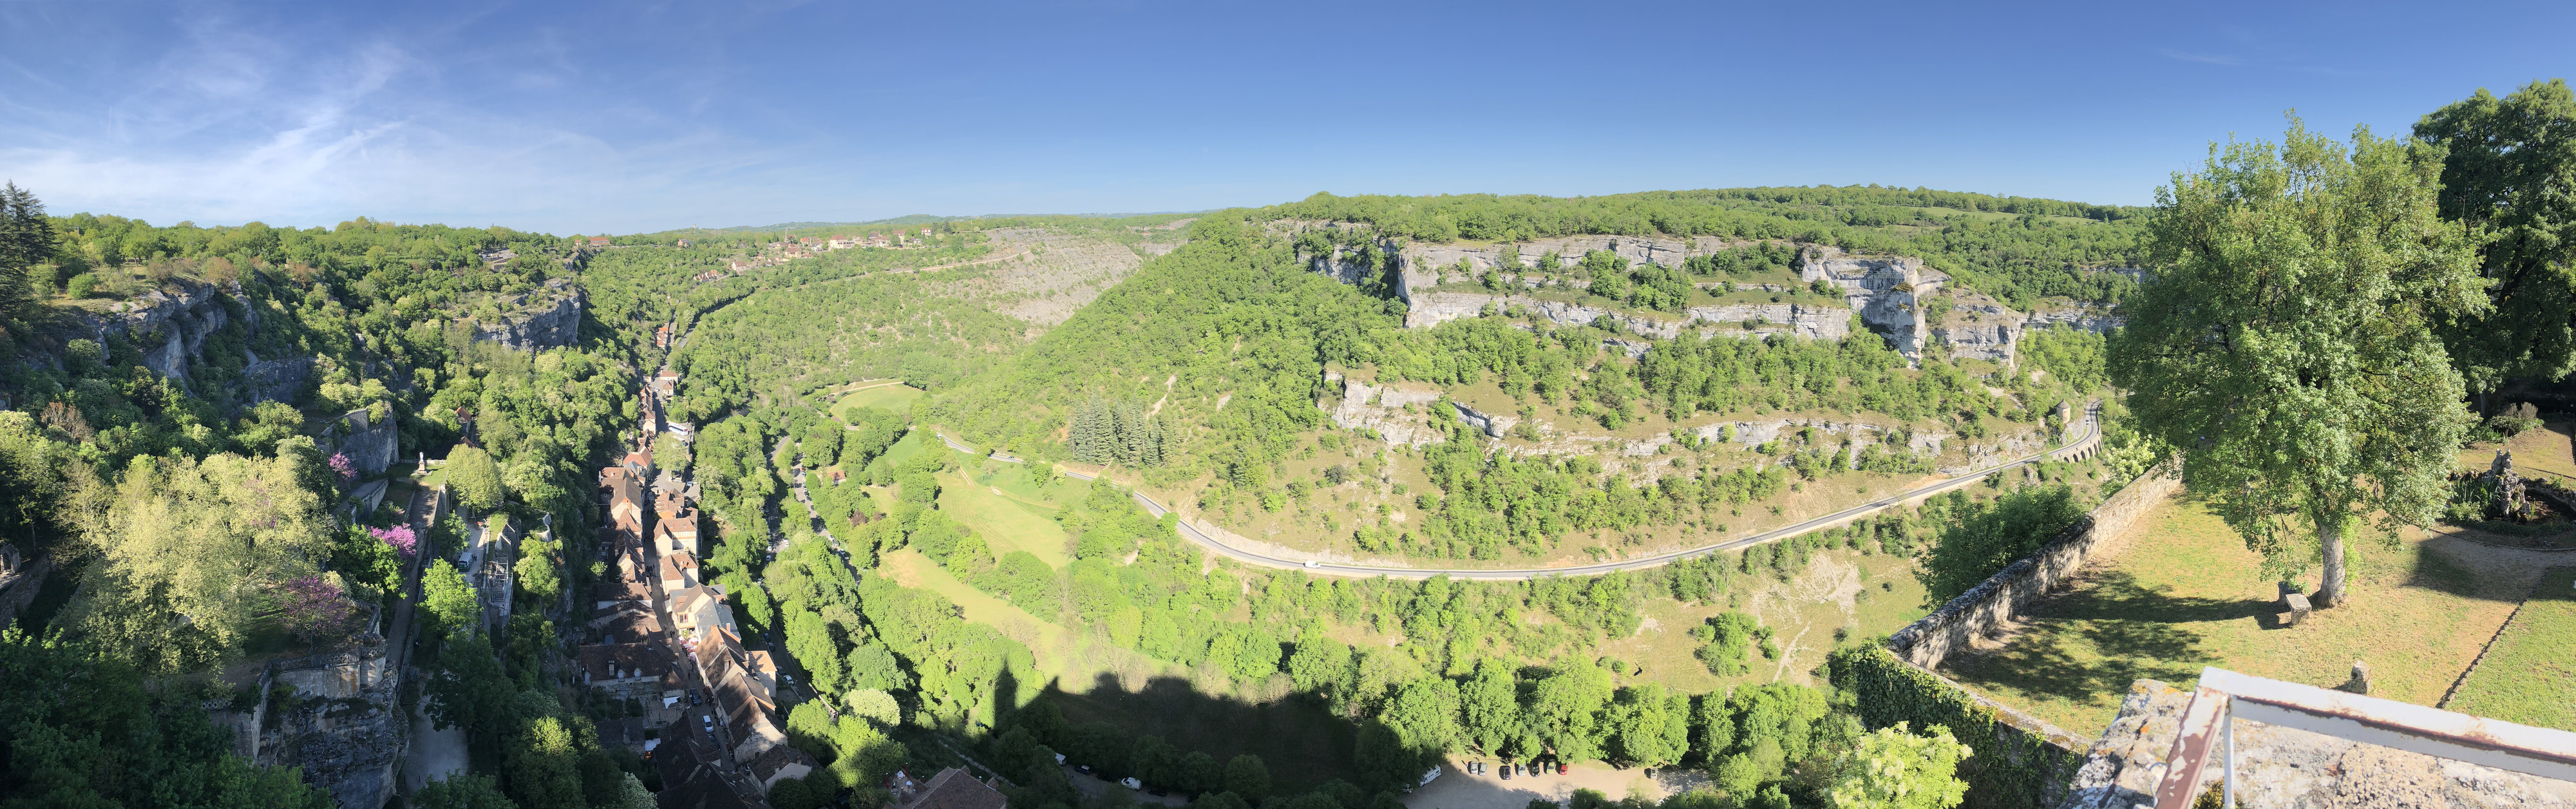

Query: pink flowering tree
<box><xmin>370</xmin><ymin>524</ymin><xmax>418</xmax><ymax>559</ymax></box>
<box><xmin>327</xmin><ymin>452</ymin><xmax>357</xmax><ymax>484</ymax></box>
<box><xmin>279</xmin><ymin>575</ymin><xmax>359</xmax><ymax>643</ymax></box>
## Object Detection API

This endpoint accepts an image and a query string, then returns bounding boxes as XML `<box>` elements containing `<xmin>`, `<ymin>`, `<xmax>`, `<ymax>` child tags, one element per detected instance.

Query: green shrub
<box><xmin>66</xmin><ymin>272</ymin><xmax>98</xmax><ymax>298</ymax></box>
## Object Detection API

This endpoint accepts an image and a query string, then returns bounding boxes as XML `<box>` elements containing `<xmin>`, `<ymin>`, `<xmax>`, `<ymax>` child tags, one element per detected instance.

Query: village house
<box><xmin>744</xmin><ymin>650</ymin><xmax>780</xmax><ymax>702</ymax></box>
<box><xmin>894</xmin><ymin>768</ymin><xmax>1008</xmax><ymax>809</ymax></box>
<box><xmin>588</xmin><ymin>597</ymin><xmax>659</xmax><ymax>639</ymax></box>
<box><xmin>601</xmin><ymin>466</ymin><xmax>646</xmax><ymax>542</ymax></box>
<box><xmin>658</xmin><ymin>552</ymin><xmax>700</xmax><ymax>593</ymax></box>
<box><xmin>654</xmin><ymin>369</ymin><xmax>679</xmax><ymax>397</ymax></box>
<box><xmin>656</xmin><ymin>508</ymin><xmax>701</xmax><ymax>555</ymax></box>
<box><xmin>587</xmin><ymin>236</ymin><xmax>611</xmax><ymax>248</ymax></box>
<box><xmin>651</xmin><ymin>735</ymin><xmax>769</xmax><ymax>809</ymax></box>
<box><xmin>696</xmin><ymin>625</ymin><xmax>797</xmax><ymax>769</ymax></box>
<box><xmin>670</xmin><ymin>585</ymin><xmax>733</xmax><ymax>636</ymax></box>
<box><xmin>578</xmin><ymin>642</ymin><xmax>679</xmax><ymax>705</ymax></box>
<box><xmin>748</xmin><ymin>745</ymin><xmax>813</xmax><ymax>794</ymax></box>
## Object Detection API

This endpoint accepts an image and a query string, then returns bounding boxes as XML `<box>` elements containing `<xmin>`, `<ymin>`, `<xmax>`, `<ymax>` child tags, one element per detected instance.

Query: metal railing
<box><xmin>2153</xmin><ymin>667</ymin><xmax>2576</xmax><ymax>808</ymax></box>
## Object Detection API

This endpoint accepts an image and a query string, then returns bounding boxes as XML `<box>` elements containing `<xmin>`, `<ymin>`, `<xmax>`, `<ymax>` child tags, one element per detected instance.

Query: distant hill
<box><xmin>652</xmin><ymin>211</ymin><xmax>1207</xmax><ymax>236</ymax></box>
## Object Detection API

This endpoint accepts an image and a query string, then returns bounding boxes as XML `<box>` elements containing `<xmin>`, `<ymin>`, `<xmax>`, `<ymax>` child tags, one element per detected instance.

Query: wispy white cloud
<box><xmin>0</xmin><ymin>5</ymin><xmax>819</xmax><ymax>233</ymax></box>
<box><xmin>2158</xmin><ymin>48</ymin><xmax>2244</xmax><ymax>66</ymax></box>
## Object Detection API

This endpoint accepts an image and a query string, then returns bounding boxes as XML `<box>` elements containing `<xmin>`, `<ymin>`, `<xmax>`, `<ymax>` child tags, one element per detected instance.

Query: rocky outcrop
<box><xmin>1405</xmin><ymin>292</ymin><xmax>1855</xmax><ymax>343</ymax></box>
<box><xmin>1935</xmin><ymin>290</ymin><xmax>2125</xmax><ymax>364</ymax></box>
<box><xmin>241</xmin><ymin>349</ymin><xmax>313</xmax><ymax>404</ymax></box>
<box><xmin>1450</xmin><ymin>401</ymin><xmax>1519</xmax><ymax>438</ymax></box>
<box><xmin>473</xmin><ymin>281</ymin><xmax>583</xmax><ymax>350</ymax></box>
<box><xmin>1799</xmin><ymin>246</ymin><xmax>1945</xmax><ymax>361</ymax></box>
<box><xmin>70</xmin><ymin>278</ymin><xmax>242</xmax><ymax>386</ymax></box>
<box><xmin>1297</xmin><ymin>227</ymin><xmax>2129</xmax><ymax>366</ymax></box>
<box><xmin>252</xmin><ymin>639</ymin><xmax>406</xmax><ymax>809</ymax></box>
<box><xmin>1323</xmin><ymin>376</ymin><xmax>1447</xmax><ymax>447</ymax></box>
<box><xmin>1406</xmin><ymin>234</ymin><xmax>1725</xmax><ymax>277</ymax></box>
<box><xmin>332</xmin><ymin>408</ymin><xmax>399</xmax><ymax>476</ymax></box>
<box><xmin>1680</xmin><ymin>302</ymin><xmax>1852</xmax><ymax>341</ymax></box>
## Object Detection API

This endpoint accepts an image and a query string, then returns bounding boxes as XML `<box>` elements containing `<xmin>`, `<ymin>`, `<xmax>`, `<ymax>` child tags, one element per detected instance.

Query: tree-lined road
<box><xmin>933</xmin><ymin>404</ymin><xmax>2102</xmax><ymax>580</ymax></box>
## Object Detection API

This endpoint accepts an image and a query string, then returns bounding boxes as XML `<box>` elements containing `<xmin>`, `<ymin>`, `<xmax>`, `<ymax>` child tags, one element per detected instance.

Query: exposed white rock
<box><xmin>1449</xmin><ymin>401</ymin><xmax>1519</xmax><ymax>439</ymax></box>
<box><xmin>1799</xmin><ymin>246</ymin><xmax>1945</xmax><ymax>361</ymax></box>
<box><xmin>1325</xmin><ymin>379</ymin><xmax>1448</xmax><ymax>447</ymax></box>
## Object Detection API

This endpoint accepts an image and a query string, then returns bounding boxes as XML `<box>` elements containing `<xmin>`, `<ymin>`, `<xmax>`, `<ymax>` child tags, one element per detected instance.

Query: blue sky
<box><xmin>2</xmin><ymin>1</ymin><xmax>2568</xmax><ymax>234</ymax></box>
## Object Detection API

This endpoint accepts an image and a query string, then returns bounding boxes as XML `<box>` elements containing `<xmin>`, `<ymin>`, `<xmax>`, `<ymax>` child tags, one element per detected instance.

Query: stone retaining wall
<box><xmin>1886</xmin><ymin>461</ymin><xmax>2181</xmax><ymax>669</ymax></box>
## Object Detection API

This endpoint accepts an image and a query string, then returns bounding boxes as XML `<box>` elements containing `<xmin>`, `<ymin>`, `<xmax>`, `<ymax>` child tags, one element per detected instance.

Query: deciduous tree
<box><xmin>2111</xmin><ymin>119</ymin><xmax>2483</xmax><ymax>607</ymax></box>
<box><xmin>2414</xmin><ymin>79</ymin><xmax>2576</xmax><ymax>396</ymax></box>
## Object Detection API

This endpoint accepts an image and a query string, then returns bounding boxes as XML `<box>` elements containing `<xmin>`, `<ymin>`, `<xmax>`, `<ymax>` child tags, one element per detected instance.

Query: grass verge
<box><xmin>2442</xmin><ymin>566</ymin><xmax>2576</xmax><ymax>730</ymax></box>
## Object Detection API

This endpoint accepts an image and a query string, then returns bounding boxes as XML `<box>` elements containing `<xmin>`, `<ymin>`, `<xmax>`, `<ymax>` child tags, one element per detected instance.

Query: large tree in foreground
<box><xmin>2110</xmin><ymin>119</ymin><xmax>2484</xmax><ymax>607</ymax></box>
<box><xmin>2414</xmin><ymin>79</ymin><xmax>2576</xmax><ymax>398</ymax></box>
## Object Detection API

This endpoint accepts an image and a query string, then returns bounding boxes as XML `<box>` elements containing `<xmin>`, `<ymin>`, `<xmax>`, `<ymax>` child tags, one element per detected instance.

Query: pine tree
<box><xmin>1113</xmin><ymin>400</ymin><xmax>1146</xmax><ymax>465</ymax></box>
<box><xmin>0</xmin><ymin>182</ymin><xmax>53</xmax><ymax>315</ymax></box>
<box><xmin>1139</xmin><ymin>415</ymin><xmax>1166</xmax><ymax>467</ymax></box>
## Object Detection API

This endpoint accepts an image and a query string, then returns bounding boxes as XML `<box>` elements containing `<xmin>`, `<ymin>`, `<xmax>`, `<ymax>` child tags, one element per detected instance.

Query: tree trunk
<box><xmin>2316</xmin><ymin>521</ymin><xmax>2348</xmax><ymax>608</ymax></box>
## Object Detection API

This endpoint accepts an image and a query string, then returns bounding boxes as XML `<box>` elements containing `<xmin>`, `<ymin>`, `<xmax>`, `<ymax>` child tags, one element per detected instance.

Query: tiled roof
<box><xmin>578</xmin><ymin>642</ymin><xmax>672</xmax><ymax>682</ymax></box>
<box><xmin>900</xmin><ymin>768</ymin><xmax>1006</xmax><ymax>809</ymax></box>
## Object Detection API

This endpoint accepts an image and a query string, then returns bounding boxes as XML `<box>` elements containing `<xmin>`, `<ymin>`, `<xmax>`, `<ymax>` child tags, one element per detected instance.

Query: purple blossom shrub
<box><xmin>327</xmin><ymin>452</ymin><xmax>357</xmax><ymax>484</ymax></box>
<box><xmin>279</xmin><ymin>575</ymin><xmax>358</xmax><ymax>643</ymax></box>
<box><xmin>370</xmin><ymin>524</ymin><xmax>418</xmax><ymax>558</ymax></box>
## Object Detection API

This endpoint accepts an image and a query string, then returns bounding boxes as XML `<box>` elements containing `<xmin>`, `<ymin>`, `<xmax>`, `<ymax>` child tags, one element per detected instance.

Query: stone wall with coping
<box><xmin>1886</xmin><ymin>460</ymin><xmax>2181</xmax><ymax>671</ymax></box>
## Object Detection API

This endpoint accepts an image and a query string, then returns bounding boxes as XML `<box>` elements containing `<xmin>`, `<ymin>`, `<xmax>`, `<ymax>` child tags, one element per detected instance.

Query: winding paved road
<box><xmin>930</xmin><ymin>404</ymin><xmax>2102</xmax><ymax>580</ymax></box>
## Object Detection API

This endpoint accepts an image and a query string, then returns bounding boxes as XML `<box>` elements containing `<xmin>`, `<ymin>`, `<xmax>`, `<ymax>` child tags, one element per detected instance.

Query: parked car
<box><xmin>1557</xmin><ymin>763</ymin><xmax>1568</xmax><ymax>775</ymax></box>
<box><xmin>1076</xmin><ymin>765</ymin><xmax>1093</xmax><ymax>775</ymax></box>
<box><xmin>1501</xmin><ymin>764</ymin><xmax>1511</xmax><ymax>781</ymax></box>
<box><xmin>1120</xmin><ymin>777</ymin><xmax>1142</xmax><ymax>790</ymax></box>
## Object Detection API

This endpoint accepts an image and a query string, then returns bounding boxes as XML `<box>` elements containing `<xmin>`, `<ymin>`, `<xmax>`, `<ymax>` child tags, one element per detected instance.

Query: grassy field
<box><xmin>2443</xmin><ymin>566</ymin><xmax>2576</xmax><ymax>730</ymax></box>
<box><xmin>1938</xmin><ymin>496</ymin><xmax>2531</xmax><ymax>736</ymax></box>
<box><xmin>936</xmin><ymin>470</ymin><xmax>1074</xmax><ymax>567</ymax></box>
<box><xmin>835</xmin><ymin>383</ymin><xmax>923</xmax><ymax>423</ymax></box>
<box><xmin>878</xmin><ymin>429</ymin><xmax>931</xmax><ymax>468</ymax></box>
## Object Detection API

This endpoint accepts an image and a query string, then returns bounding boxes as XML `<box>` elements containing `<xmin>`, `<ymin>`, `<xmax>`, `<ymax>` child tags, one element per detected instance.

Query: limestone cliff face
<box><xmin>1933</xmin><ymin>291</ymin><xmax>2125</xmax><ymax>364</ymax></box>
<box><xmin>240</xmin><ymin>348</ymin><xmax>313</xmax><ymax>404</ymax></box>
<box><xmin>209</xmin><ymin>640</ymin><xmax>406</xmax><ymax>809</ymax></box>
<box><xmin>1296</xmin><ymin>225</ymin><xmax>2126</xmax><ymax>366</ymax></box>
<box><xmin>70</xmin><ymin>278</ymin><xmax>243</xmax><ymax>386</ymax></box>
<box><xmin>331</xmin><ymin>408</ymin><xmax>399</xmax><ymax>475</ymax></box>
<box><xmin>473</xmin><ymin>281</ymin><xmax>583</xmax><ymax>350</ymax></box>
<box><xmin>1799</xmin><ymin>247</ymin><xmax>1944</xmax><ymax>361</ymax></box>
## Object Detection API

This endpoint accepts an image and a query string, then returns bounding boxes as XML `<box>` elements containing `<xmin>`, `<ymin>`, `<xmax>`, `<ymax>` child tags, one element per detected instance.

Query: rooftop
<box><xmin>898</xmin><ymin>768</ymin><xmax>1007</xmax><ymax>809</ymax></box>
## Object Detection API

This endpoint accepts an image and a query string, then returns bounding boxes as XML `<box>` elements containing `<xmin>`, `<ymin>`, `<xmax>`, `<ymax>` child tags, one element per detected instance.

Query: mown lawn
<box><xmin>833</xmin><ymin>383</ymin><xmax>923</xmax><ymax>423</ymax></box>
<box><xmin>2443</xmin><ymin>566</ymin><xmax>2576</xmax><ymax>731</ymax></box>
<box><xmin>1938</xmin><ymin>497</ymin><xmax>2528</xmax><ymax>736</ymax></box>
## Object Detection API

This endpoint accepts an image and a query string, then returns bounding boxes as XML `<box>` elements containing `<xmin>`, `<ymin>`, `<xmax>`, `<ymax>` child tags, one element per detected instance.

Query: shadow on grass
<box><xmin>2398</xmin><ymin>533</ymin><xmax>2543</xmax><ymax>602</ymax></box>
<box><xmin>1043</xmin><ymin>671</ymin><xmax>1361</xmax><ymax>795</ymax></box>
<box><xmin>1938</xmin><ymin>570</ymin><xmax>2251</xmax><ymax>716</ymax></box>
